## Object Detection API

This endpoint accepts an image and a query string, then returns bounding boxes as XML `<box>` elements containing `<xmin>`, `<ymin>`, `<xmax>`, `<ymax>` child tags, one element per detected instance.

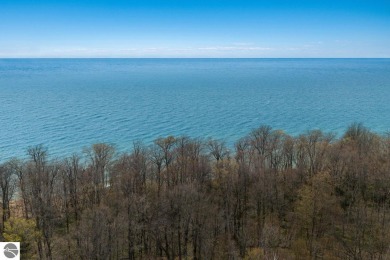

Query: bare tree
<box><xmin>0</xmin><ymin>161</ymin><xmax>17</xmax><ymax>233</ymax></box>
<box><xmin>207</xmin><ymin>138</ymin><xmax>229</xmax><ymax>163</ymax></box>
<box><xmin>26</xmin><ymin>144</ymin><xmax>58</xmax><ymax>259</ymax></box>
<box><xmin>84</xmin><ymin>143</ymin><xmax>115</xmax><ymax>204</ymax></box>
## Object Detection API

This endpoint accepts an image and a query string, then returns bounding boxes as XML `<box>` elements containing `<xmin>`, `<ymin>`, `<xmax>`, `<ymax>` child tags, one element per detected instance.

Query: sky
<box><xmin>1</xmin><ymin>0</ymin><xmax>389</xmax><ymax>58</ymax></box>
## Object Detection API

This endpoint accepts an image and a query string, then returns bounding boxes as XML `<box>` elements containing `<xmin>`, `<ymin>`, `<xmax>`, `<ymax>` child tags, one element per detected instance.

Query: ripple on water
<box><xmin>1</xmin><ymin>59</ymin><xmax>390</xmax><ymax>160</ymax></box>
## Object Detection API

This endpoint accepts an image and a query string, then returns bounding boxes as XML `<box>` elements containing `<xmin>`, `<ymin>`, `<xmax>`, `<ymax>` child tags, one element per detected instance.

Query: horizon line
<box><xmin>1</xmin><ymin>57</ymin><xmax>389</xmax><ymax>59</ymax></box>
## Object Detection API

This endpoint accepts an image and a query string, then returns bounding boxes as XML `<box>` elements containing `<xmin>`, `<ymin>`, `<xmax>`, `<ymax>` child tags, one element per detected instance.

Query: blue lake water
<box><xmin>1</xmin><ymin>58</ymin><xmax>390</xmax><ymax>160</ymax></box>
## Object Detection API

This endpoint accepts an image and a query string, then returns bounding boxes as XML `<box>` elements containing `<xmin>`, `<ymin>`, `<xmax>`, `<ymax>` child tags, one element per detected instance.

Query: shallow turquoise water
<box><xmin>1</xmin><ymin>58</ymin><xmax>390</xmax><ymax>160</ymax></box>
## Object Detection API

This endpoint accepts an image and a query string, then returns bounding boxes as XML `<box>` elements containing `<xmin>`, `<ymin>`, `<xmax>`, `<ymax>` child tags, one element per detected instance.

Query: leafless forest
<box><xmin>1</xmin><ymin>123</ymin><xmax>390</xmax><ymax>259</ymax></box>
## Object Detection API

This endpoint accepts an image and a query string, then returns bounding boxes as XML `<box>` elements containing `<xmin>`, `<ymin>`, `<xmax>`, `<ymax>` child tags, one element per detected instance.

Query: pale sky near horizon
<box><xmin>1</xmin><ymin>0</ymin><xmax>389</xmax><ymax>58</ymax></box>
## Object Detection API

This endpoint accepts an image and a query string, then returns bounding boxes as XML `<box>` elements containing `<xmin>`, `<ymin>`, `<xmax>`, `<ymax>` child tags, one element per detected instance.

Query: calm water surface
<box><xmin>1</xmin><ymin>58</ymin><xmax>390</xmax><ymax>160</ymax></box>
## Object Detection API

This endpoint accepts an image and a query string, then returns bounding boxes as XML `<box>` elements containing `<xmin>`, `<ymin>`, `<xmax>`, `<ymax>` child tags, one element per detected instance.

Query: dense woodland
<box><xmin>1</xmin><ymin>123</ymin><xmax>390</xmax><ymax>259</ymax></box>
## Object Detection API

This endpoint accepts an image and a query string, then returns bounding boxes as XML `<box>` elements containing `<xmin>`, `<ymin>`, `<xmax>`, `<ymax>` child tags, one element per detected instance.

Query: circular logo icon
<box><xmin>3</xmin><ymin>243</ymin><xmax>19</xmax><ymax>258</ymax></box>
